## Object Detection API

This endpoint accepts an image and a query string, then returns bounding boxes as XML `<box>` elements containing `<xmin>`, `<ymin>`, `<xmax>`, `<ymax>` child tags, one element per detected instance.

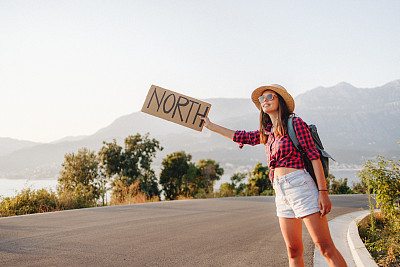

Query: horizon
<box><xmin>2</xmin><ymin>77</ymin><xmax>400</xmax><ymax>144</ymax></box>
<box><xmin>1</xmin><ymin>1</ymin><xmax>399</xmax><ymax>143</ymax></box>
<box><xmin>2</xmin><ymin>78</ymin><xmax>400</xmax><ymax>144</ymax></box>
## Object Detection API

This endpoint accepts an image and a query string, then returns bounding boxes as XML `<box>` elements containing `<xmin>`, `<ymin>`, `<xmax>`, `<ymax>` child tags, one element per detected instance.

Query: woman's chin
<box><xmin>262</xmin><ymin>107</ymin><xmax>271</xmax><ymax>113</ymax></box>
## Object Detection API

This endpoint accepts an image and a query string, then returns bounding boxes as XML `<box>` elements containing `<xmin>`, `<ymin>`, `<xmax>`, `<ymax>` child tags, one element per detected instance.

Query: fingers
<box><xmin>199</xmin><ymin>116</ymin><xmax>208</xmax><ymax>122</ymax></box>
<box><xmin>319</xmin><ymin>201</ymin><xmax>331</xmax><ymax>217</ymax></box>
<box><xmin>320</xmin><ymin>207</ymin><xmax>326</xmax><ymax>217</ymax></box>
<box><xmin>199</xmin><ymin>116</ymin><xmax>210</xmax><ymax>129</ymax></box>
<box><xmin>321</xmin><ymin>205</ymin><xmax>332</xmax><ymax>217</ymax></box>
<box><xmin>200</xmin><ymin>116</ymin><xmax>210</xmax><ymax>123</ymax></box>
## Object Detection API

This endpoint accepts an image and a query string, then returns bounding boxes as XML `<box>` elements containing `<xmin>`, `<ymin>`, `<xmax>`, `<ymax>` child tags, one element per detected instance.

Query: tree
<box><xmin>230</xmin><ymin>172</ymin><xmax>247</xmax><ymax>195</ymax></box>
<box><xmin>159</xmin><ymin>153</ymin><xmax>224</xmax><ymax>199</ymax></box>
<box><xmin>218</xmin><ymin>182</ymin><xmax>235</xmax><ymax>197</ymax></box>
<box><xmin>247</xmin><ymin>162</ymin><xmax>272</xmax><ymax>196</ymax></box>
<box><xmin>182</xmin><ymin>163</ymin><xmax>200</xmax><ymax>198</ymax></box>
<box><xmin>219</xmin><ymin>172</ymin><xmax>248</xmax><ymax>197</ymax></box>
<box><xmin>159</xmin><ymin>151</ymin><xmax>192</xmax><ymax>200</ymax></box>
<box><xmin>98</xmin><ymin>133</ymin><xmax>163</xmax><ymax>202</ymax></box>
<box><xmin>352</xmin><ymin>180</ymin><xmax>367</xmax><ymax>194</ymax></box>
<box><xmin>57</xmin><ymin>148</ymin><xmax>102</xmax><ymax>208</ymax></box>
<box><xmin>196</xmin><ymin>159</ymin><xmax>224</xmax><ymax>195</ymax></box>
<box><xmin>329</xmin><ymin>175</ymin><xmax>353</xmax><ymax>194</ymax></box>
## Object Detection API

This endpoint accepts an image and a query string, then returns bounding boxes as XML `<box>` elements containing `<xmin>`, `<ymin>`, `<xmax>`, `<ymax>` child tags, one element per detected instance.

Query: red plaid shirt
<box><xmin>233</xmin><ymin>117</ymin><xmax>320</xmax><ymax>181</ymax></box>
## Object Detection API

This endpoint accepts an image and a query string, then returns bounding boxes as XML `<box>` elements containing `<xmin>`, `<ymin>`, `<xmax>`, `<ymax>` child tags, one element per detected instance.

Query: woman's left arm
<box><xmin>311</xmin><ymin>159</ymin><xmax>332</xmax><ymax>217</ymax></box>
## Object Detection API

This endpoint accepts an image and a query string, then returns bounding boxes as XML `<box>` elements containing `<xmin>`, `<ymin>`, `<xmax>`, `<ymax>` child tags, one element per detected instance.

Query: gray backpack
<box><xmin>287</xmin><ymin>117</ymin><xmax>334</xmax><ymax>187</ymax></box>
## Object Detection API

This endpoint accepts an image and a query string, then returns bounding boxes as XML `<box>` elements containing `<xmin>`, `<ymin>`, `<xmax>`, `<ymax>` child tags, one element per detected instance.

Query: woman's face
<box><xmin>260</xmin><ymin>90</ymin><xmax>279</xmax><ymax>114</ymax></box>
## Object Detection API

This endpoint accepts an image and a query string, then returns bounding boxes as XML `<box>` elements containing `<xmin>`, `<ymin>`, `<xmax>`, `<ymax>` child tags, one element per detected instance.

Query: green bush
<box><xmin>57</xmin><ymin>184</ymin><xmax>99</xmax><ymax>210</ymax></box>
<box><xmin>330</xmin><ymin>177</ymin><xmax>353</xmax><ymax>194</ymax></box>
<box><xmin>352</xmin><ymin>180</ymin><xmax>367</xmax><ymax>194</ymax></box>
<box><xmin>358</xmin><ymin>156</ymin><xmax>400</xmax><ymax>266</ymax></box>
<box><xmin>260</xmin><ymin>189</ymin><xmax>275</xmax><ymax>196</ymax></box>
<box><xmin>326</xmin><ymin>174</ymin><xmax>354</xmax><ymax>194</ymax></box>
<box><xmin>218</xmin><ymin>182</ymin><xmax>236</xmax><ymax>197</ymax></box>
<box><xmin>0</xmin><ymin>188</ymin><xmax>59</xmax><ymax>217</ymax></box>
<box><xmin>359</xmin><ymin>156</ymin><xmax>400</xmax><ymax>218</ymax></box>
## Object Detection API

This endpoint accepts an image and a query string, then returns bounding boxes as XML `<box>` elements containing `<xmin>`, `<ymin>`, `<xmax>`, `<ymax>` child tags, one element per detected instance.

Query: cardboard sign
<box><xmin>141</xmin><ymin>85</ymin><xmax>212</xmax><ymax>131</ymax></box>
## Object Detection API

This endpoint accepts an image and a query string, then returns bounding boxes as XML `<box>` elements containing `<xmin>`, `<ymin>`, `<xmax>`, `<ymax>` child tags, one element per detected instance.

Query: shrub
<box><xmin>352</xmin><ymin>180</ymin><xmax>367</xmax><ymax>194</ymax></box>
<box><xmin>110</xmin><ymin>180</ymin><xmax>159</xmax><ymax>205</ymax></box>
<box><xmin>358</xmin><ymin>156</ymin><xmax>400</xmax><ymax>266</ymax></box>
<box><xmin>326</xmin><ymin>174</ymin><xmax>353</xmax><ymax>194</ymax></box>
<box><xmin>0</xmin><ymin>187</ymin><xmax>59</xmax><ymax>217</ymax></box>
<box><xmin>218</xmin><ymin>182</ymin><xmax>236</xmax><ymax>197</ymax></box>
<box><xmin>359</xmin><ymin>156</ymin><xmax>400</xmax><ymax>218</ymax></box>
<box><xmin>330</xmin><ymin>177</ymin><xmax>353</xmax><ymax>194</ymax></box>
<box><xmin>260</xmin><ymin>189</ymin><xmax>275</xmax><ymax>196</ymax></box>
<box><xmin>58</xmin><ymin>184</ymin><xmax>99</xmax><ymax>210</ymax></box>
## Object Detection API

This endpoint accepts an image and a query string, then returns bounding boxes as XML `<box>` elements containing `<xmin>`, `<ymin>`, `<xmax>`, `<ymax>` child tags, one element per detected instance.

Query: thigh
<box><xmin>302</xmin><ymin>212</ymin><xmax>334</xmax><ymax>244</ymax></box>
<box><xmin>279</xmin><ymin>217</ymin><xmax>303</xmax><ymax>248</ymax></box>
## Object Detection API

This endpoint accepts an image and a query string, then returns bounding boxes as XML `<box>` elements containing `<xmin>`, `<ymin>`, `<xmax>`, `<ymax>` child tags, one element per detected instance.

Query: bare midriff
<box><xmin>274</xmin><ymin>167</ymin><xmax>300</xmax><ymax>178</ymax></box>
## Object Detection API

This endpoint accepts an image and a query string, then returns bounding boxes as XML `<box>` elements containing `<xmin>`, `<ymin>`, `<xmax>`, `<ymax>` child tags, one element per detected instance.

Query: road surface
<box><xmin>0</xmin><ymin>195</ymin><xmax>369</xmax><ymax>266</ymax></box>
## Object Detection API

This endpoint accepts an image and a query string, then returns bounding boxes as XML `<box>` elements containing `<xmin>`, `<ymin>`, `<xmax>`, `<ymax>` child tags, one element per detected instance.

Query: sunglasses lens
<box><xmin>259</xmin><ymin>94</ymin><xmax>275</xmax><ymax>103</ymax></box>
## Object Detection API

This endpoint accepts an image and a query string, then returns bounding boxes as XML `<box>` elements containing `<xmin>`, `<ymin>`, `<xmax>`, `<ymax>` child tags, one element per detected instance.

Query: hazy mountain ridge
<box><xmin>50</xmin><ymin>135</ymin><xmax>88</xmax><ymax>144</ymax></box>
<box><xmin>295</xmin><ymin>80</ymin><xmax>400</xmax><ymax>152</ymax></box>
<box><xmin>0</xmin><ymin>137</ymin><xmax>42</xmax><ymax>157</ymax></box>
<box><xmin>1</xmin><ymin>80</ymin><xmax>399</xmax><ymax>180</ymax></box>
<box><xmin>296</xmin><ymin>80</ymin><xmax>400</xmax><ymax>112</ymax></box>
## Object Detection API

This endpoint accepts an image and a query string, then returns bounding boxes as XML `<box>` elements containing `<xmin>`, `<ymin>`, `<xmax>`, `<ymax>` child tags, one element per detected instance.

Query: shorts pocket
<box><xmin>287</xmin><ymin>175</ymin><xmax>308</xmax><ymax>187</ymax></box>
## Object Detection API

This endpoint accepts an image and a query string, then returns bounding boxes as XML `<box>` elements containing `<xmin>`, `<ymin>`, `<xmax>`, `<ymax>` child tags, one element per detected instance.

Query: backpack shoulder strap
<box><xmin>287</xmin><ymin>117</ymin><xmax>302</xmax><ymax>152</ymax></box>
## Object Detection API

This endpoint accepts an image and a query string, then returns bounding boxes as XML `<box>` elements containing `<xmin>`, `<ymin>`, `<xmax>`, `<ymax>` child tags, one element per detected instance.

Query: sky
<box><xmin>1</xmin><ymin>0</ymin><xmax>399</xmax><ymax>143</ymax></box>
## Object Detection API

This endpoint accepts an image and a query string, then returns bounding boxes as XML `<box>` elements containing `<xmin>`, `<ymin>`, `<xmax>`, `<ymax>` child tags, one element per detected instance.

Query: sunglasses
<box><xmin>258</xmin><ymin>93</ymin><xmax>276</xmax><ymax>103</ymax></box>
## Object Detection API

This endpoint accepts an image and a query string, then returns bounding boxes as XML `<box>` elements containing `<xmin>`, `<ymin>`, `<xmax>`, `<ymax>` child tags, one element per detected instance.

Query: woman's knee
<box><xmin>286</xmin><ymin>244</ymin><xmax>304</xmax><ymax>258</ymax></box>
<box><xmin>315</xmin><ymin>241</ymin><xmax>337</xmax><ymax>257</ymax></box>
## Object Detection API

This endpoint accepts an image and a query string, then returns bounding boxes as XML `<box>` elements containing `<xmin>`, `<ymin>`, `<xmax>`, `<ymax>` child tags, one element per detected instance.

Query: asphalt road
<box><xmin>0</xmin><ymin>195</ymin><xmax>370</xmax><ymax>267</ymax></box>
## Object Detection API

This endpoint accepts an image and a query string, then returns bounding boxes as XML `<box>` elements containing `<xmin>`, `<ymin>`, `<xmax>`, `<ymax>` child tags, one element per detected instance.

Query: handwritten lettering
<box><xmin>147</xmin><ymin>88</ymin><xmax>166</xmax><ymax>112</ymax></box>
<box><xmin>142</xmin><ymin>85</ymin><xmax>211</xmax><ymax>131</ymax></box>
<box><xmin>163</xmin><ymin>93</ymin><xmax>176</xmax><ymax>114</ymax></box>
<box><xmin>172</xmin><ymin>96</ymin><xmax>190</xmax><ymax>122</ymax></box>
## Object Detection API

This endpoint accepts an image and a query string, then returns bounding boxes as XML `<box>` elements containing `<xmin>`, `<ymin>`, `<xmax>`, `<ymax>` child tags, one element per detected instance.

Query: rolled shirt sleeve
<box><xmin>293</xmin><ymin>117</ymin><xmax>320</xmax><ymax>160</ymax></box>
<box><xmin>233</xmin><ymin>130</ymin><xmax>260</xmax><ymax>148</ymax></box>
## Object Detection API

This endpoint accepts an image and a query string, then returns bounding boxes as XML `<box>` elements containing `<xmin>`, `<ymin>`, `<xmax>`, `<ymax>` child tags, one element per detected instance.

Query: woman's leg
<box><xmin>302</xmin><ymin>212</ymin><xmax>347</xmax><ymax>267</ymax></box>
<box><xmin>279</xmin><ymin>217</ymin><xmax>305</xmax><ymax>267</ymax></box>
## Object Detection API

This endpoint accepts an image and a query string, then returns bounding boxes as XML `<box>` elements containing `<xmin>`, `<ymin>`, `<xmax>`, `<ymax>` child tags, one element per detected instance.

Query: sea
<box><xmin>0</xmin><ymin>178</ymin><xmax>59</xmax><ymax>198</ymax></box>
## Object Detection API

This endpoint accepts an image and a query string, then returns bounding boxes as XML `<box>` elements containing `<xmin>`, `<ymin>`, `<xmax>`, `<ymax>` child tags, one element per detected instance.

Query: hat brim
<box><xmin>251</xmin><ymin>84</ymin><xmax>295</xmax><ymax>113</ymax></box>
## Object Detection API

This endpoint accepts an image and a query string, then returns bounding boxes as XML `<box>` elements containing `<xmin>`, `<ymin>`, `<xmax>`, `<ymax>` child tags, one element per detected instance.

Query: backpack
<box><xmin>287</xmin><ymin>117</ymin><xmax>334</xmax><ymax>187</ymax></box>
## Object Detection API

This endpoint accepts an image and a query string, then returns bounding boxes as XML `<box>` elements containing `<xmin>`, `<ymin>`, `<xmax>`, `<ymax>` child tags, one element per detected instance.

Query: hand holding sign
<box><xmin>199</xmin><ymin>116</ymin><xmax>211</xmax><ymax>129</ymax></box>
<box><xmin>141</xmin><ymin>85</ymin><xmax>212</xmax><ymax>131</ymax></box>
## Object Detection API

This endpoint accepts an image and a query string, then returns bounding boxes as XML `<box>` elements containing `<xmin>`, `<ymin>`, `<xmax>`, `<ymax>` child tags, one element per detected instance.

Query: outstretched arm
<box><xmin>200</xmin><ymin>116</ymin><xmax>235</xmax><ymax>140</ymax></box>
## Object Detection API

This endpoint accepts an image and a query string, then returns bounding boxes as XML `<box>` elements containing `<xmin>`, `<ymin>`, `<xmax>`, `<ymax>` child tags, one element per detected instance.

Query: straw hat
<box><xmin>251</xmin><ymin>84</ymin><xmax>295</xmax><ymax>113</ymax></box>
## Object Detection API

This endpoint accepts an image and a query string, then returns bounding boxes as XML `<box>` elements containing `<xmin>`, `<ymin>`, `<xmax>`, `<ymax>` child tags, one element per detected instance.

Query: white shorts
<box><xmin>273</xmin><ymin>169</ymin><xmax>320</xmax><ymax>219</ymax></box>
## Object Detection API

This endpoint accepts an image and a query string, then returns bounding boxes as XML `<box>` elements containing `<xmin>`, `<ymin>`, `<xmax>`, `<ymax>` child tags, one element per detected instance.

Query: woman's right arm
<box><xmin>200</xmin><ymin>116</ymin><xmax>235</xmax><ymax>140</ymax></box>
<box><xmin>200</xmin><ymin>117</ymin><xmax>260</xmax><ymax>147</ymax></box>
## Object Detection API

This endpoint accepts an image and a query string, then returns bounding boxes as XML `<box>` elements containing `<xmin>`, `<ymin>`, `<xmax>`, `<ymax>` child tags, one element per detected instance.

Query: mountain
<box><xmin>51</xmin><ymin>135</ymin><xmax>88</xmax><ymax>144</ymax></box>
<box><xmin>0</xmin><ymin>80</ymin><xmax>399</xmax><ymax>180</ymax></box>
<box><xmin>0</xmin><ymin>138</ymin><xmax>42</xmax><ymax>157</ymax></box>
<box><xmin>295</xmin><ymin>80</ymin><xmax>400</xmax><ymax>150</ymax></box>
<box><xmin>90</xmin><ymin>98</ymin><xmax>256</xmax><ymax>140</ymax></box>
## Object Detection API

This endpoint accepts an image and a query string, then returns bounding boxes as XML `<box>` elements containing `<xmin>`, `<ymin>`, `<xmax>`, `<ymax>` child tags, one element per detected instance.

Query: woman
<box><xmin>200</xmin><ymin>84</ymin><xmax>346</xmax><ymax>267</ymax></box>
